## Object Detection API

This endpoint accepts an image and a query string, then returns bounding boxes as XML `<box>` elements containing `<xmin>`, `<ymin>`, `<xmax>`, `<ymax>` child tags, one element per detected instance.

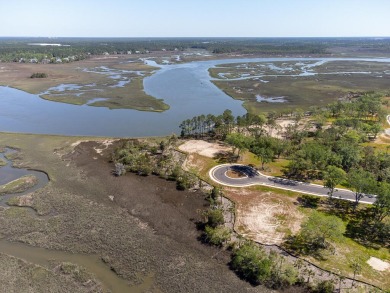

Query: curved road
<box><xmin>209</xmin><ymin>164</ymin><xmax>375</xmax><ymax>204</ymax></box>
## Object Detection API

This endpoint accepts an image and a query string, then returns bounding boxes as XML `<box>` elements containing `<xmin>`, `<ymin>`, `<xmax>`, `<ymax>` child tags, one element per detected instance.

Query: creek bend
<box><xmin>0</xmin><ymin>147</ymin><xmax>153</xmax><ymax>292</ymax></box>
<box><xmin>0</xmin><ymin>148</ymin><xmax>49</xmax><ymax>207</ymax></box>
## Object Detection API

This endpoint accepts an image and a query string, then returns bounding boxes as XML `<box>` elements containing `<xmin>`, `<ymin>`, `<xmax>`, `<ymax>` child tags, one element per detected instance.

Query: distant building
<box><xmin>127</xmin><ymin>51</ymin><xmax>132</xmax><ymax>54</ymax></box>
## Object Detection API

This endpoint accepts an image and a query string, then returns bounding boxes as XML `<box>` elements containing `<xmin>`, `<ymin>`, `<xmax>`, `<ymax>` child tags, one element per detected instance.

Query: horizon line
<box><xmin>1</xmin><ymin>36</ymin><xmax>390</xmax><ymax>39</ymax></box>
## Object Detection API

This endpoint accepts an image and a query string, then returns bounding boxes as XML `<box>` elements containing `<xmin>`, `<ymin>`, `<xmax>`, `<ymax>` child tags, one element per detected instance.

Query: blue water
<box><xmin>0</xmin><ymin>57</ymin><xmax>389</xmax><ymax>137</ymax></box>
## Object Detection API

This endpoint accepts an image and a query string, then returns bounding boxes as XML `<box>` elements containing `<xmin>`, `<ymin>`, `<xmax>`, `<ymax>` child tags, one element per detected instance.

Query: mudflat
<box><xmin>0</xmin><ymin>133</ymin><xmax>274</xmax><ymax>293</ymax></box>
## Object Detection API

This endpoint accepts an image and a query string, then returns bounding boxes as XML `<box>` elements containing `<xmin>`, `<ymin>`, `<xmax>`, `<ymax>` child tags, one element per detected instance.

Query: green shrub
<box><xmin>231</xmin><ymin>241</ymin><xmax>272</xmax><ymax>285</ymax></box>
<box><xmin>30</xmin><ymin>72</ymin><xmax>48</xmax><ymax>78</ymax></box>
<box><xmin>203</xmin><ymin>225</ymin><xmax>231</xmax><ymax>246</ymax></box>
<box><xmin>313</xmin><ymin>280</ymin><xmax>335</xmax><ymax>293</ymax></box>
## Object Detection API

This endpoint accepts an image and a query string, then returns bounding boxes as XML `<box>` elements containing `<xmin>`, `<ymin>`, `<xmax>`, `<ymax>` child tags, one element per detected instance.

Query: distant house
<box><xmin>41</xmin><ymin>58</ymin><xmax>51</xmax><ymax>64</ymax></box>
<box><xmin>55</xmin><ymin>58</ymin><xmax>62</xmax><ymax>63</ymax></box>
<box><xmin>29</xmin><ymin>58</ymin><xmax>38</xmax><ymax>63</ymax></box>
<box><xmin>135</xmin><ymin>51</ymin><xmax>141</xmax><ymax>54</ymax></box>
<box><xmin>103</xmin><ymin>52</ymin><xmax>109</xmax><ymax>56</ymax></box>
<box><xmin>127</xmin><ymin>51</ymin><xmax>132</xmax><ymax>55</ymax></box>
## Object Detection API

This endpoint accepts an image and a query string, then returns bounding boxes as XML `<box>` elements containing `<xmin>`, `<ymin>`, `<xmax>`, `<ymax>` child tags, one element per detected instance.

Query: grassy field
<box><xmin>210</xmin><ymin>60</ymin><xmax>390</xmax><ymax>114</ymax></box>
<box><xmin>0</xmin><ymin>56</ymin><xmax>169</xmax><ymax>112</ymax></box>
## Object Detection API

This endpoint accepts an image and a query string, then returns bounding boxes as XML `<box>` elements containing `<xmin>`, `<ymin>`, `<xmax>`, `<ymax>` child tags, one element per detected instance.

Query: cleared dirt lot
<box><xmin>225</xmin><ymin>188</ymin><xmax>303</xmax><ymax>245</ymax></box>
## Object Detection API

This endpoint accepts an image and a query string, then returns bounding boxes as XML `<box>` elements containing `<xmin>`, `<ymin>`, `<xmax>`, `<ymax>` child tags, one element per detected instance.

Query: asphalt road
<box><xmin>209</xmin><ymin>164</ymin><xmax>376</xmax><ymax>204</ymax></box>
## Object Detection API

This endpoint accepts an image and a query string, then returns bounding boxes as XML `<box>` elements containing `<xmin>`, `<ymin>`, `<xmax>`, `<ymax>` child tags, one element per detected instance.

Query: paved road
<box><xmin>209</xmin><ymin>164</ymin><xmax>376</xmax><ymax>204</ymax></box>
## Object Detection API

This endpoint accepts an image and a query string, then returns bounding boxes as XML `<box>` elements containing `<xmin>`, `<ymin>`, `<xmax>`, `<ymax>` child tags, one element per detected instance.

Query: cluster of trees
<box><xmin>181</xmin><ymin>93</ymin><xmax>388</xmax><ymax>207</ymax></box>
<box><xmin>112</xmin><ymin>136</ymin><xmax>198</xmax><ymax>190</ymax></box>
<box><xmin>181</xmin><ymin>92</ymin><xmax>389</xmax><ymax>249</ymax></box>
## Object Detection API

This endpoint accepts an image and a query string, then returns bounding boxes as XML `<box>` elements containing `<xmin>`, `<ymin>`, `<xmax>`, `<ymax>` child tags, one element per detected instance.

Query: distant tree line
<box><xmin>2</xmin><ymin>37</ymin><xmax>390</xmax><ymax>62</ymax></box>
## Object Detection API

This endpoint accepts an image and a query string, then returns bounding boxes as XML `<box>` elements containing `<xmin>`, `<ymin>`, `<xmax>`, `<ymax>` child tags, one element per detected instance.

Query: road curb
<box><xmin>209</xmin><ymin>164</ymin><xmax>373</xmax><ymax>204</ymax></box>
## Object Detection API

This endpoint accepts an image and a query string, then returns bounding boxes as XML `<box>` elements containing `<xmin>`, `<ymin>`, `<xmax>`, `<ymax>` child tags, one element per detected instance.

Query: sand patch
<box><xmin>367</xmin><ymin>257</ymin><xmax>390</xmax><ymax>271</ymax></box>
<box><xmin>226</xmin><ymin>188</ymin><xmax>303</xmax><ymax>245</ymax></box>
<box><xmin>93</xmin><ymin>139</ymin><xmax>117</xmax><ymax>155</ymax></box>
<box><xmin>178</xmin><ymin>140</ymin><xmax>230</xmax><ymax>158</ymax></box>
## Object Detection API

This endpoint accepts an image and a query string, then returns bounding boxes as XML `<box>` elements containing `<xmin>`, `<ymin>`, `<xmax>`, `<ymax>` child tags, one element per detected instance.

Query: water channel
<box><xmin>0</xmin><ymin>148</ymin><xmax>152</xmax><ymax>292</ymax></box>
<box><xmin>0</xmin><ymin>148</ymin><xmax>49</xmax><ymax>207</ymax></box>
<box><xmin>0</xmin><ymin>57</ymin><xmax>389</xmax><ymax>137</ymax></box>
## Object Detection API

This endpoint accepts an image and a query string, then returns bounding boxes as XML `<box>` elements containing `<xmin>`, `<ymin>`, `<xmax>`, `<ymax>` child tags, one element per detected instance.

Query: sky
<box><xmin>1</xmin><ymin>0</ymin><xmax>389</xmax><ymax>38</ymax></box>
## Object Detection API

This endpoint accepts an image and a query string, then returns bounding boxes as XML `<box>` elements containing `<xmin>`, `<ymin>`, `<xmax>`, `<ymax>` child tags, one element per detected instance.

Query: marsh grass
<box><xmin>211</xmin><ymin>60</ymin><xmax>390</xmax><ymax>114</ymax></box>
<box><xmin>0</xmin><ymin>57</ymin><xmax>170</xmax><ymax>112</ymax></box>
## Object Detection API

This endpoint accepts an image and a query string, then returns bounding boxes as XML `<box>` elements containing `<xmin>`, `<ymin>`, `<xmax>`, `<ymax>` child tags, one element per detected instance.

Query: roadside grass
<box><xmin>262</xmin><ymin>158</ymin><xmax>289</xmax><ymax>177</ymax></box>
<box><xmin>184</xmin><ymin>153</ymin><xmax>218</xmax><ymax>184</ymax></box>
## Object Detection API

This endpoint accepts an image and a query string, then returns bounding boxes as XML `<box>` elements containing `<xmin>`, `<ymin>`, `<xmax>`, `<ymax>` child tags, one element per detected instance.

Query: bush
<box><xmin>289</xmin><ymin>211</ymin><xmax>345</xmax><ymax>255</ymax></box>
<box><xmin>203</xmin><ymin>225</ymin><xmax>231</xmax><ymax>246</ymax></box>
<box><xmin>203</xmin><ymin>208</ymin><xmax>224</xmax><ymax>228</ymax></box>
<box><xmin>231</xmin><ymin>241</ymin><xmax>272</xmax><ymax>285</ymax></box>
<box><xmin>313</xmin><ymin>280</ymin><xmax>335</xmax><ymax>293</ymax></box>
<box><xmin>30</xmin><ymin>72</ymin><xmax>48</xmax><ymax>78</ymax></box>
